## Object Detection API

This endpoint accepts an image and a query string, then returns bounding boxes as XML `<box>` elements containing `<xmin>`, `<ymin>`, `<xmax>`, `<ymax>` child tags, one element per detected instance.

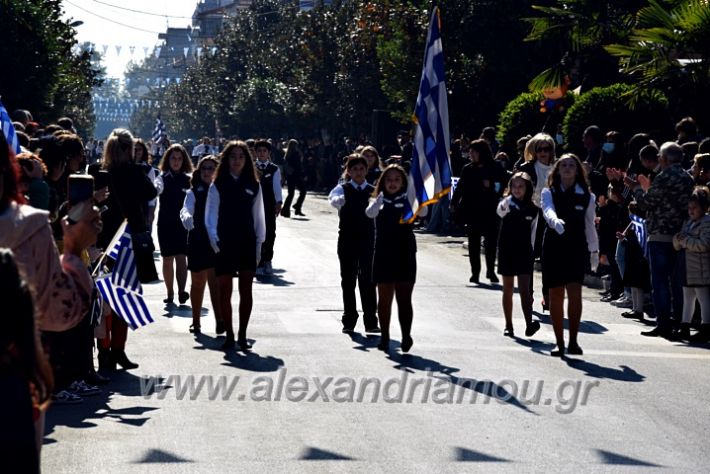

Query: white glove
<box><xmin>210</xmin><ymin>239</ymin><xmax>220</xmax><ymax>254</ymax></box>
<box><xmin>552</xmin><ymin>218</ymin><xmax>566</xmax><ymax>235</ymax></box>
<box><xmin>331</xmin><ymin>195</ymin><xmax>346</xmax><ymax>209</ymax></box>
<box><xmin>183</xmin><ymin>214</ymin><xmax>194</xmax><ymax>231</ymax></box>
<box><xmin>590</xmin><ymin>252</ymin><xmax>600</xmax><ymax>272</ymax></box>
<box><xmin>366</xmin><ymin>192</ymin><xmax>384</xmax><ymax>218</ymax></box>
<box><xmin>497</xmin><ymin>196</ymin><xmax>511</xmax><ymax>217</ymax></box>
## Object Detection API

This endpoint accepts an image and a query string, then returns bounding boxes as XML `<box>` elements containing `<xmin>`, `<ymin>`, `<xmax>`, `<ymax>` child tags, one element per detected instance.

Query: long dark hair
<box><xmin>504</xmin><ymin>171</ymin><xmax>534</xmax><ymax>205</ymax></box>
<box><xmin>134</xmin><ymin>139</ymin><xmax>150</xmax><ymax>164</ymax></box>
<box><xmin>191</xmin><ymin>155</ymin><xmax>219</xmax><ymax>188</ymax></box>
<box><xmin>0</xmin><ymin>249</ymin><xmax>53</xmax><ymax>407</ymax></box>
<box><xmin>547</xmin><ymin>153</ymin><xmax>590</xmax><ymax>192</ymax></box>
<box><xmin>469</xmin><ymin>139</ymin><xmax>494</xmax><ymax>166</ymax></box>
<box><xmin>0</xmin><ymin>131</ymin><xmax>25</xmax><ymax>209</ymax></box>
<box><xmin>215</xmin><ymin>140</ymin><xmax>259</xmax><ymax>186</ymax></box>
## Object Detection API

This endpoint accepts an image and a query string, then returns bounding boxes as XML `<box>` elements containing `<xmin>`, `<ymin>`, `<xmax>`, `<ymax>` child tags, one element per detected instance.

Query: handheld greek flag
<box><xmin>0</xmin><ymin>100</ymin><xmax>22</xmax><ymax>155</ymax></box>
<box><xmin>402</xmin><ymin>7</ymin><xmax>452</xmax><ymax>223</ymax></box>
<box><xmin>629</xmin><ymin>213</ymin><xmax>648</xmax><ymax>257</ymax></box>
<box><xmin>152</xmin><ymin>115</ymin><xmax>167</xmax><ymax>145</ymax></box>
<box><xmin>96</xmin><ymin>225</ymin><xmax>154</xmax><ymax>330</ymax></box>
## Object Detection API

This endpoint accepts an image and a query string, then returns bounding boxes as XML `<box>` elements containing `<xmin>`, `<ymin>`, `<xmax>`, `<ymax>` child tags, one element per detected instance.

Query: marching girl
<box><xmin>155</xmin><ymin>144</ymin><xmax>193</xmax><ymax>305</ymax></box>
<box><xmin>361</xmin><ymin>145</ymin><xmax>383</xmax><ymax>185</ymax></box>
<box><xmin>205</xmin><ymin>141</ymin><xmax>266</xmax><ymax>351</ymax></box>
<box><xmin>180</xmin><ymin>156</ymin><xmax>224</xmax><ymax>335</ymax></box>
<box><xmin>496</xmin><ymin>172</ymin><xmax>541</xmax><ymax>338</ymax></box>
<box><xmin>365</xmin><ymin>164</ymin><xmax>420</xmax><ymax>352</ymax></box>
<box><xmin>541</xmin><ymin>154</ymin><xmax>599</xmax><ymax>356</ymax></box>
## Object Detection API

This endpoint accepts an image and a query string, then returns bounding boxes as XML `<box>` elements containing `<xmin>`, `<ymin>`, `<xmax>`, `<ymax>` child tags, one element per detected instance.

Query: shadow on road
<box><xmin>192</xmin><ymin>332</ymin><xmax>285</xmax><ymax>372</ymax></box>
<box><xmin>564</xmin><ymin>359</ymin><xmax>645</xmax><ymax>382</ymax></box>
<box><xmin>255</xmin><ymin>268</ymin><xmax>294</xmax><ymax>287</ymax></box>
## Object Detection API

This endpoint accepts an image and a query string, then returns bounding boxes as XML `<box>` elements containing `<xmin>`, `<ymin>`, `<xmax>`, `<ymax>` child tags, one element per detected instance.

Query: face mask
<box><xmin>603</xmin><ymin>143</ymin><xmax>615</xmax><ymax>154</ymax></box>
<box><xmin>556</xmin><ymin>134</ymin><xmax>564</xmax><ymax>145</ymax></box>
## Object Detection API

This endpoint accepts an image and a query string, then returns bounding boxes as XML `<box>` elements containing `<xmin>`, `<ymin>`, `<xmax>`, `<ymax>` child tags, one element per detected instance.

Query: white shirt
<box><xmin>541</xmin><ymin>184</ymin><xmax>598</xmax><ymax>253</ymax></box>
<box><xmin>204</xmin><ymin>177</ymin><xmax>266</xmax><ymax>248</ymax></box>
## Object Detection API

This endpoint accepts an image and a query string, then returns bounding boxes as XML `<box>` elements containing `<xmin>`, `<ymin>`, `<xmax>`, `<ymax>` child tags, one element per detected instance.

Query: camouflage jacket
<box><xmin>633</xmin><ymin>164</ymin><xmax>694</xmax><ymax>238</ymax></box>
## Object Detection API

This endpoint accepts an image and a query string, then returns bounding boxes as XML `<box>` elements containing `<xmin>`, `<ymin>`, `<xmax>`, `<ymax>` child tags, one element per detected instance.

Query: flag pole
<box><xmin>91</xmin><ymin>219</ymin><xmax>128</xmax><ymax>277</ymax></box>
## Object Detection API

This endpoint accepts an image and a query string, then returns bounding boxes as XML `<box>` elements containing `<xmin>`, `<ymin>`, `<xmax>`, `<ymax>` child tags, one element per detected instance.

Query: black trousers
<box><xmin>338</xmin><ymin>235</ymin><xmax>378</xmax><ymax>329</ymax></box>
<box><xmin>467</xmin><ymin>220</ymin><xmax>499</xmax><ymax>280</ymax></box>
<box><xmin>261</xmin><ymin>212</ymin><xmax>277</xmax><ymax>263</ymax></box>
<box><xmin>284</xmin><ymin>177</ymin><xmax>307</xmax><ymax>212</ymax></box>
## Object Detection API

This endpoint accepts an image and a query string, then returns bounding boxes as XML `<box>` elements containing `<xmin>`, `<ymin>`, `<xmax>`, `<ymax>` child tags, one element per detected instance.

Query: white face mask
<box><xmin>603</xmin><ymin>143</ymin><xmax>615</xmax><ymax>154</ymax></box>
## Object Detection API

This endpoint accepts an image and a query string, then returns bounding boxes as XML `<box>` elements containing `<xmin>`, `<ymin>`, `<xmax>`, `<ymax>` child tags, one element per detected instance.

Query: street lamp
<box><xmin>69</xmin><ymin>20</ymin><xmax>84</xmax><ymax>27</ymax></box>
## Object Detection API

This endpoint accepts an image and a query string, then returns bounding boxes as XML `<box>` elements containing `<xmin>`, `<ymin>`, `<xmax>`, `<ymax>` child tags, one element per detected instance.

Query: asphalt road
<box><xmin>42</xmin><ymin>192</ymin><xmax>710</xmax><ymax>473</ymax></box>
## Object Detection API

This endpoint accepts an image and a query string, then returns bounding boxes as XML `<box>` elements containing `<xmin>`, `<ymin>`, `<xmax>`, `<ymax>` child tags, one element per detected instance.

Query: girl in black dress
<box><xmin>180</xmin><ymin>156</ymin><xmax>223</xmax><ymax>335</ymax></box>
<box><xmin>541</xmin><ymin>154</ymin><xmax>599</xmax><ymax>356</ymax></box>
<box><xmin>156</xmin><ymin>145</ymin><xmax>193</xmax><ymax>305</ymax></box>
<box><xmin>366</xmin><ymin>165</ymin><xmax>419</xmax><ymax>352</ymax></box>
<box><xmin>496</xmin><ymin>172</ymin><xmax>540</xmax><ymax>338</ymax></box>
<box><xmin>205</xmin><ymin>141</ymin><xmax>265</xmax><ymax>351</ymax></box>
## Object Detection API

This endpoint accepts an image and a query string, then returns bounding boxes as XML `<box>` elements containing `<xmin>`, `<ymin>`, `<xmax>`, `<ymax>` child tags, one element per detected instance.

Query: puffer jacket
<box><xmin>673</xmin><ymin>215</ymin><xmax>710</xmax><ymax>286</ymax></box>
<box><xmin>0</xmin><ymin>202</ymin><xmax>92</xmax><ymax>331</ymax></box>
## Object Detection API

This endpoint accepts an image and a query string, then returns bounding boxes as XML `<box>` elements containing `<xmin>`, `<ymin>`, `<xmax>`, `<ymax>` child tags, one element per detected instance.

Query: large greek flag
<box><xmin>152</xmin><ymin>115</ymin><xmax>167</xmax><ymax>145</ymax></box>
<box><xmin>0</xmin><ymin>100</ymin><xmax>21</xmax><ymax>155</ymax></box>
<box><xmin>403</xmin><ymin>7</ymin><xmax>452</xmax><ymax>223</ymax></box>
<box><xmin>96</xmin><ymin>224</ymin><xmax>154</xmax><ymax>330</ymax></box>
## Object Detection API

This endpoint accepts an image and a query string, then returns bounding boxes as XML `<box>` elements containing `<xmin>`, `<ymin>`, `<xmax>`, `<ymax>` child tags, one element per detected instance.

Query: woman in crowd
<box><xmin>97</xmin><ymin>129</ymin><xmax>158</xmax><ymax>370</ymax></box>
<box><xmin>205</xmin><ymin>141</ymin><xmax>265</xmax><ymax>351</ymax></box>
<box><xmin>541</xmin><ymin>154</ymin><xmax>599</xmax><ymax>356</ymax></box>
<box><xmin>362</xmin><ymin>145</ymin><xmax>383</xmax><ymax>185</ymax></box>
<box><xmin>180</xmin><ymin>155</ymin><xmax>223</xmax><ymax>335</ymax></box>
<box><xmin>134</xmin><ymin>139</ymin><xmax>159</xmax><ymax>230</ymax></box>
<box><xmin>450</xmin><ymin>139</ymin><xmax>505</xmax><ymax>284</ymax></box>
<box><xmin>155</xmin><ymin>144</ymin><xmax>193</xmax><ymax>305</ymax></box>
<box><xmin>281</xmin><ymin>139</ymin><xmax>307</xmax><ymax>217</ymax></box>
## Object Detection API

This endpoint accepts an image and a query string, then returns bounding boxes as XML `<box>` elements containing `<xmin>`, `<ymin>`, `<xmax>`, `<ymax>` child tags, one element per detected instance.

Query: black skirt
<box><xmin>187</xmin><ymin>228</ymin><xmax>216</xmax><ymax>273</ymax></box>
<box><xmin>541</xmin><ymin>227</ymin><xmax>588</xmax><ymax>288</ymax></box>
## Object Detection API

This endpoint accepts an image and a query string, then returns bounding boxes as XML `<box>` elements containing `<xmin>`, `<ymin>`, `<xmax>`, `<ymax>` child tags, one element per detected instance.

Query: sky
<box><xmin>61</xmin><ymin>0</ymin><xmax>199</xmax><ymax>78</ymax></box>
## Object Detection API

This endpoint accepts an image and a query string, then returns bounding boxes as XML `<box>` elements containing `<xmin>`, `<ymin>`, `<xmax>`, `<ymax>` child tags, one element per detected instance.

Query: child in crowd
<box><xmin>254</xmin><ymin>140</ymin><xmax>283</xmax><ymax>275</ymax></box>
<box><xmin>180</xmin><ymin>156</ymin><xmax>223</xmax><ymax>335</ymax></box>
<box><xmin>496</xmin><ymin>172</ymin><xmax>541</xmax><ymax>338</ymax></box>
<box><xmin>328</xmin><ymin>154</ymin><xmax>380</xmax><ymax>334</ymax></box>
<box><xmin>673</xmin><ymin>186</ymin><xmax>710</xmax><ymax>342</ymax></box>
<box><xmin>541</xmin><ymin>154</ymin><xmax>599</xmax><ymax>356</ymax></box>
<box><xmin>366</xmin><ymin>165</ymin><xmax>418</xmax><ymax>352</ymax></box>
<box><xmin>205</xmin><ymin>141</ymin><xmax>265</xmax><ymax>351</ymax></box>
<box><xmin>155</xmin><ymin>144</ymin><xmax>193</xmax><ymax>305</ymax></box>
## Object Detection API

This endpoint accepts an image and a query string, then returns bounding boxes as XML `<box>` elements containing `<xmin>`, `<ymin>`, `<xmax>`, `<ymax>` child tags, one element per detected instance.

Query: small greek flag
<box><xmin>403</xmin><ymin>7</ymin><xmax>452</xmax><ymax>223</ymax></box>
<box><xmin>0</xmin><ymin>100</ymin><xmax>21</xmax><ymax>155</ymax></box>
<box><xmin>96</xmin><ymin>226</ymin><xmax>154</xmax><ymax>330</ymax></box>
<box><xmin>152</xmin><ymin>115</ymin><xmax>167</xmax><ymax>145</ymax></box>
<box><xmin>629</xmin><ymin>213</ymin><xmax>648</xmax><ymax>257</ymax></box>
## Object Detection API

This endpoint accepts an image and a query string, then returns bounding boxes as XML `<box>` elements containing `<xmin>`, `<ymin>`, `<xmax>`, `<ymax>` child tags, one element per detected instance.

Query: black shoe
<box><xmin>525</xmin><ymin>321</ymin><xmax>540</xmax><ymax>337</ymax></box>
<box><xmin>86</xmin><ymin>371</ymin><xmax>110</xmax><ymax>386</ymax></box>
<box><xmin>365</xmin><ymin>326</ymin><xmax>381</xmax><ymax>334</ymax></box>
<box><xmin>621</xmin><ymin>310</ymin><xmax>644</xmax><ymax>319</ymax></box>
<box><xmin>400</xmin><ymin>336</ymin><xmax>414</xmax><ymax>353</ymax></box>
<box><xmin>503</xmin><ymin>327</ymin><xmax>514</xmax><ymax>337</ymax></box>
<box><xmin>342</xmin><ymin>326</ymin><xmax>355</xmax><ymax>334</ymax></box>
<box><xmin>487</xmin><ymin>273</ymin><xmax>499</xmax><ymax>283</ymax></box>
<box><xmin>280</xmin><ymin>209</ymin><xmax>290</xmax><ymax>218</ymax></box>
<box><xmin>215</xmin><ymin>321</ymin><xmax>226</xmax><ymax>335</ymax></box>
<box><xmin>294</xmin><ymin>210</ymin><xmax>305</xmax><ymax>216</ymax></box>
<box><xmin>189</xmin><ymin>324</ymin><xmax>201</xmax><ymax>334</ymax></box>
<box><xmin>601</xmin><ymin>293</ymin><xmax>621</xmax><ymax>303</ymax></box>
<box><xmin>469</xmin><ymin>275</ymin><xmax>479</xmax><ymax>284</ymax></box>
<box><xmin>674</xmin><ymin>324</ymin><xmax>691</xmax><ymax>341</ymax></box>
<box><xmin>97</xmin><ymin>349</ymin><xmax>115</xmax><ymax>372</ymax></box>
<box><xmin>377</xmin><ymin>338</ymin><xmax>390</xmax><ymax>351</ymax></box>
<box><xmin>567</xmin><ymin>343</ymin><xmax>583</xmax><ymax>355</ymax></box>
<box><xmin>111</xmin><ymin>350</ymin><xmax>139</xmax><ymax>370</ymax></box>
<box><xmin>178</xmin><ymin>291</ymin><xmax>190</xmax><ymax>304</ymax></box>
<box><xmin>163</xmin><ymin>296</ymin><xmax>174</xmax><ymax>304</ymax></box>
<box><xmin>550</xmin><ymin>345</ymin><xmax>565</xmax><ymax>357</ymax></box>
<box><xmin>689</xmin><ymin>325</ymin><xmax>710</xmax><ymax>343</ymax></box>
<box><xmin>641</xmin><ymin>327</ymin><xmax>671</xmax><ymax>338</ymax></box>
<box><xmin>237</xmin><ymin>339</ymin><xmax>253</xmax><ymax>351</ymax></box>
<box><xmin>221</xmin><ymin>334</ymin><xmax>235</xmax><ymax>350</ymax></box>
<box><xmin>598</xmin><ymin>290</ymin><xmax>611</xmax><ymax>297</ymax></box>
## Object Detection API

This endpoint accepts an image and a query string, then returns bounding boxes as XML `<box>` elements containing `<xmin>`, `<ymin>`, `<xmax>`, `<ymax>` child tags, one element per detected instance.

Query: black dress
<box><xmin>372</xmin><ymin>192</ymin><xmax>417</xmax><ymax>283</ymax></box>
<box><xmin>497</xmin><ymin>197</ymin><xmax>538</xmax><ymax>276</ymax></box>
<box><xmin>541</xmin><ymin>185</ymin><xmax>591</xmax><ymax>288</ymax></box>
<box><xmin>158</xmin><ymin>171</ymin><xmax>190</xmax><ymax>257</ymax></box>
<box><xmin>186</xmin><ymin>184</ymin><xmax>216</xmax><ymax>272</ymax></box>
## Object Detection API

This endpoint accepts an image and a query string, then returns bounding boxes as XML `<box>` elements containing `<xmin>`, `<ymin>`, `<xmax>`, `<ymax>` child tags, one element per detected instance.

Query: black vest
<box><xmin>256</xmin><ymin>161</ymin><xmax>279</xmax><ymax>210</ymax></box>
<box><xmin>215</xmin><ymin>176</ymin><xmax>260</xmax><ymax>244</ymax></box>
<box><xmin>551</xmin><ymin>184</ymin><xmax>589</xmax><ymax>244</ymax></box>
<box><xmin>339</xmin><ymin>182</ymin><xmax>375</xmax><ymax>236</ymax></box>
<box><xmin>498</xmin><ymin>198</ymin><xmax>538</xmax><ymax>249</ymax></box>
<box><xmin>375</xmin><ymin>192</ymin><xmax>415</xmax><ymax>252</ymax></box>
<box><xmin>158</xmin><ymin>172</ymin><xmax>190</xmax><ymax>225</ymax></box>
<box><xmin>192</xmin><ymin>184</ymin><xmax>209</xmax><ymax>234</ymax></box>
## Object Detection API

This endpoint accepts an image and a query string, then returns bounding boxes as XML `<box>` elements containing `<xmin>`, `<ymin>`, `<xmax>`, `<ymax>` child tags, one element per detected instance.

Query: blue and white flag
<box><xmin>0</xmin><ymin>100</ymin><xmax>22</xmax><ymax>155</ymax></box>
<box><xmin>96</xmin><ymin>224</ymin><xmax>154</xmax><ymax>330</ymax></box>
<box><xmin>152</xmin><ymin>115</ymin><xmax>167</xmax><ymax>145</ymax></box>
<box><xmin>403</xmin><ymin>7</ymin><xmax>452</xmax><ymax>223</ymax></box>
<box><xmin>629</xmin><ymin>213</ymin><xmax>648</xmax><ymax>257</ymax></box>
